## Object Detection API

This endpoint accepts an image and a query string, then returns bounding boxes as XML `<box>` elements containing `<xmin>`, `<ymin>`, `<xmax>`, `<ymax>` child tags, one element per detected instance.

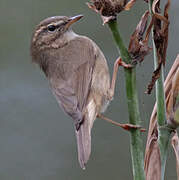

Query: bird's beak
<box><xmin>65</xmin><ymin>15</ymin><xmax>83</xmax><ymax>29</ymax></box>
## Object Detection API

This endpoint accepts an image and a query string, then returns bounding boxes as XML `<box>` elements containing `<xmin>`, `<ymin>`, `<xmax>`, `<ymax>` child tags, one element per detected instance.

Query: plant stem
<box><xmin>108</xmin><ymin>21</ymin><xmax>130</xmax><ymax>63</ymax></box>
<box><xmin>149</xmin><ymin>1</ymin><xmax>171</xmax><ymax>179</ymax></box>
<box><xmin>108</xmin><ymin>20</ymin><xmax>145</xmax><ymax>180</ymax></box>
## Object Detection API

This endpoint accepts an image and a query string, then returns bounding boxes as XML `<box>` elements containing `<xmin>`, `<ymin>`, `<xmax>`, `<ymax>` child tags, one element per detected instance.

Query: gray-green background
<box><xmin>0</xmin><ymin>0</ymin><xmax>179</xmax><ymax>179</ymax></box>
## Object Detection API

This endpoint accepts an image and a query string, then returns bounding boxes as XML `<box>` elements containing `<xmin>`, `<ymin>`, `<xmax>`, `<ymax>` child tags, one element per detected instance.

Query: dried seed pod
<box><xmin>87</xmin><ymin>0</ymin><xmax>146</xmax><ymax>24</ymax></box>
<box><xmin>128</xmin><ymin>11</ymin><xmax>152</xmax><ymax>64</ymax></box>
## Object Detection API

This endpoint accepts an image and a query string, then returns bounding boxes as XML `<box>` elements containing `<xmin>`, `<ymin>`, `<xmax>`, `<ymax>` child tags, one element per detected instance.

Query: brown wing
<box><xmin>51</xmin><ymin>61</ymin><xmax>95</xmax><ymax>130</ymax></box>
<box><xmin>49</xmin><ymin>36</ymin><xmax>96</xmax><ymax>128</ymax></box>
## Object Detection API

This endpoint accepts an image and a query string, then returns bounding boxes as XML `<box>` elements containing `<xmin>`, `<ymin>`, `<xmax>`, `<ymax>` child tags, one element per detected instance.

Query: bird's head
<box><xmin>31</xmin><ymin>15</ymin><xmax>83</xmax><ymax>62</ymax></box>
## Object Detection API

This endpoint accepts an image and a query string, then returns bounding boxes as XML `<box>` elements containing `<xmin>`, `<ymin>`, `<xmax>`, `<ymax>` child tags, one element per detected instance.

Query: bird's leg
<box><xmin>97</xmin><ymin>114</ymin><xmax>146</xmax><ymax>132</ymax></box>
<box><xmin>104</xmin><ymin>57</ymin><xmax>145</xmax><ymax>132</ymax></box>
<box><xmin>108</xmin><ymin>57</ymin><xmax>132</xmax><ymax>100</ymax></box>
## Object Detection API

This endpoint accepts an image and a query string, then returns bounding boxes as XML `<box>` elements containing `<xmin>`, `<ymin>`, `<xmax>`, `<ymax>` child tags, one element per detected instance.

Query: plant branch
<box><xmin>149</xmin><ymin>1</ymin><xmax>171</xmax><ymax>179</ymax></box>
<box><xmin>108</xmin><ymin>20</ymin><xmax>145</xmax><ymax>180</ymax></box>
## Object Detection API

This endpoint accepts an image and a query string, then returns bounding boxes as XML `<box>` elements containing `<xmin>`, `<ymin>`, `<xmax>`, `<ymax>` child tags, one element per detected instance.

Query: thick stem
<box><xmin>108</xmin><ymin>20</ymin><xmax>145</xmax><ymax>180</ymax></box>
<box><xmin>149</xmin><ymin>1</ymin><xmax>171</xmax><ymax>179</ymax></box>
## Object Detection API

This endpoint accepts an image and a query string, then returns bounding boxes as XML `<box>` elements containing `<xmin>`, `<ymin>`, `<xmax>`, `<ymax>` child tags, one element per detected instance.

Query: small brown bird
<box><xmin>31</xmin><ymin>15</ymin><xmax>114</xmax><ymax>169</ymax></box>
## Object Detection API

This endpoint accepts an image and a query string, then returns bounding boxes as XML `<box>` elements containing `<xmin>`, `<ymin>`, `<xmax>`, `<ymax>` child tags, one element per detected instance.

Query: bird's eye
<box><xmin>47</xmin><ymin>25</ymin><xmax>56</xmax><ymax>32</ymax></box>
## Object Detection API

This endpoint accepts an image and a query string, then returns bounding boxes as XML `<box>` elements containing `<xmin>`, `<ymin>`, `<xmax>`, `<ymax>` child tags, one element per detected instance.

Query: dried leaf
<box><xmin>145</xmin><ymin>54</ymin><xmax>179</xmax><ymax>179</ymax></box>
<box><xmin>146</xmin><ymin>55</ymin><xmax>179</xmax><ymax>148</ymax></box>
<box><xmin>146</xmin><ymin>63</ymin><xmax>161</xmax><ymax>94</ymax></box>
<box><xmin>171</xmin><ymin>132</ymin><xmax>179</xmax><ymax>180</ymax></box>
<box><xmin>153</xmin><ymin>0</ymin><xmax>170</xmax><ymax>66</ymax></box>
<box><xmin>144</xmin><ymin>100</ymin><xmax>161</xmax><ymax>180</ymax></box>
<box><xmin>174</xmin><ymin>103</ymin><xmax>179</xmax><ymax>124</ymax></box>
<box><xmin>146</xmin><ymin>0</ymin><xmax>170</xmax><ymax>94</ymax></box>
<box><xmin>145</xmin><ymin>136</ymin><xmax>161</xmax><ymax>180</ymax></box>
<box><xmin>173</xmin><ymin>69</ymin><xmax>179</xmax><ymax>108</ymax></box>
<box><xmin>152</xmin><ymin>0</ymin><xmax>161</xmax><ymax>15</ymax></box>
<box><xmin>128</xmin><ymin>11</ymin><xmax>152</xmax><ymax>64</ymax></box>
<box><xmin>167</xmin><ymin>60</ymin><xmax>179</xmax><ymax>127</ymax></box>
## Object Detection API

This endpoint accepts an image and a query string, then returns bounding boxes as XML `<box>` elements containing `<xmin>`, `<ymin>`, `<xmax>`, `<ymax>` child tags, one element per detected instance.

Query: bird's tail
<box><xmin>75</xmin><ymin>122</ymin><xmax>91</xmax><ymax>169</ymax></box>
<box><xmin>75</xmin><ymin>99</ymin><xmax>97</xmax><ymax>169</ymax></box>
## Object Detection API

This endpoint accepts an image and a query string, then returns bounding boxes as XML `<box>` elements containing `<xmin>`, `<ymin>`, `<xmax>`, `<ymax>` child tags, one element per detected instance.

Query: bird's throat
<box><xmin>52</xmin><ymin>30</ymin><xmax>78</xmax><ymax>49</ymax></box>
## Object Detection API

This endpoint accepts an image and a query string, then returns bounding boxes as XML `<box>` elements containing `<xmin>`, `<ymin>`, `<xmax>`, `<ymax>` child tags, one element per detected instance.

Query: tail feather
<box><xmin>75</xmin><ymin>98</ymin><xmax>97</xmax><ymax>169</ymax></box>
<box><xmin>76</xmin><ymin>122</ymin><xmax>91</xmax><ymax>169</ymax></box>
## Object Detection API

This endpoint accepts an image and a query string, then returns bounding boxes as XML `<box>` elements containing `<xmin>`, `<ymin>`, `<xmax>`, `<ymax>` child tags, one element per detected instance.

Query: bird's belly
<box><xmin>86</xmin><ymin>98</ymin><xmax>97</xmax><ymax>130</ymax></box>
<box><xmin>100</xmin><ymin>98</ymin><xmax>110</xmax><ymax>113</ymax></box>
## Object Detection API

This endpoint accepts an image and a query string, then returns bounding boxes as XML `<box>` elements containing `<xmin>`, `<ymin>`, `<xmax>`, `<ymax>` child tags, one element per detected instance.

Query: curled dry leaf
<box><xmin>146</xmin><ymin>0</ymin><xmax>170</xmax><ymax>94</ymax></box>
<box><xmin>174</xmin><ymin>102</ymin><xmax>179</xmax><ymax>125</ymax></box>
<box><xmin>145</xmin><ymin>55</ymin><xmax>179</xmax><ymax>179</ymax></box>
<box><xmin>171</xmin><ymin>132</ymin><xmax>179</xmax><ymax>180</ymax></box>
<box><xmin>145</xmin><ymin>136</ymin><xmax>161</xmax><ymax>180</ymax></box>
<box><xmin>87</xmin><ymin>0</ymin><xmax>146</xmax><ymax>24</ymax></box>
<box><xmin>128</xmin><ymin>11</ymin><xmax>152</xmax><ymax>64</ymax></box>
<box><xmin>144</xmin><ymin>101</ymin><xmax>161</xmax><ymax>180</ymax></box>
<box><xmin>167</xmin><ymin>61</ymin><xmax>179</xmax><ymax>128</ymax></box>
<box><xmin>146</xmin><ymin>63</ymin><xmax>161</xmax><ymax>94</ymax></box>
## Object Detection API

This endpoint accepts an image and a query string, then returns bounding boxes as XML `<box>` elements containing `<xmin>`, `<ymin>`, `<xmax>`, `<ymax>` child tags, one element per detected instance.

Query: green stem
<box><xmin>108</xmin><ymin>21</ymin><xmax>130</xmax><ymax>64</ymax></box>
<box><xmin>108</xmin><ymin>20</ymin><xmax>145</xmax><ymax>180</ymax></box>
<box><xmin>149</xmin><ymin>1</ymin><xmax>171</xmax><ymax>179</ymax></box>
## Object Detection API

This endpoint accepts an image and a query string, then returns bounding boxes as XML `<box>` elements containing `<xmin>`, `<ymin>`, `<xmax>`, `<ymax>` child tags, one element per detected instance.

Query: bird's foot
<box><xmin>97</xmin><ymin>114</ymin><xmax>146</xmax><ymax>132</ymax></box>
<box><xmin>117</xmin><ymin>57</ymin><xmax>133</xmax><ymax>69</ymax></box>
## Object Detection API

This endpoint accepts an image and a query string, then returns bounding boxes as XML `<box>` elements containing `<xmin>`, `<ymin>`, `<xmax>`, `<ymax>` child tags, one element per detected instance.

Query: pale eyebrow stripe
<box><xmin>46</xmin><ymin>20</ymin><xmax>64</xmax><ymax>27</ymax></box>
<box><xmin>32</xmin><ymin>20</ymin><xmax>65</xmax><ymax>43</ymax></box>
<box><xmin>52</xmin><ymin>20</ymin><xmax>64</xmax><ymax>26</ymax></box>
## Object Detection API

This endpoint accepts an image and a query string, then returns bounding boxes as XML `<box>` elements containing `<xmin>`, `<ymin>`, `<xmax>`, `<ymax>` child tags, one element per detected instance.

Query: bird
<box><xmin>30</xmin><ymin>15</ymin><xmax>113</xmax><ymax>169</ymax></box>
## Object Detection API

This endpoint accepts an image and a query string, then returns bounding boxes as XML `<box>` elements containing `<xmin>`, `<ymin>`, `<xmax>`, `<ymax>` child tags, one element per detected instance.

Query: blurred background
<box><xmin>0</xmin><ymin>0</ymin><xmax>179</xmax><ymax>179</ymax></box>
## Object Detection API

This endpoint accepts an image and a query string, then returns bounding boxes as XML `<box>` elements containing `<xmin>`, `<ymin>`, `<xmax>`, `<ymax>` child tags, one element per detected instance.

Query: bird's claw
<box><xmin>117</xmin><ymin>57</ymin><xmax>133</xmax><ymax>69</ymax></box>
<box><xmin>119</xmin><ymin>123</ymin><xmax>146</xmax><ymax>132</ymax></box>
<box><xmin>98</xmin><ymin>114</ymin><xmax>146</xmax><ymax>132</ymax></box>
